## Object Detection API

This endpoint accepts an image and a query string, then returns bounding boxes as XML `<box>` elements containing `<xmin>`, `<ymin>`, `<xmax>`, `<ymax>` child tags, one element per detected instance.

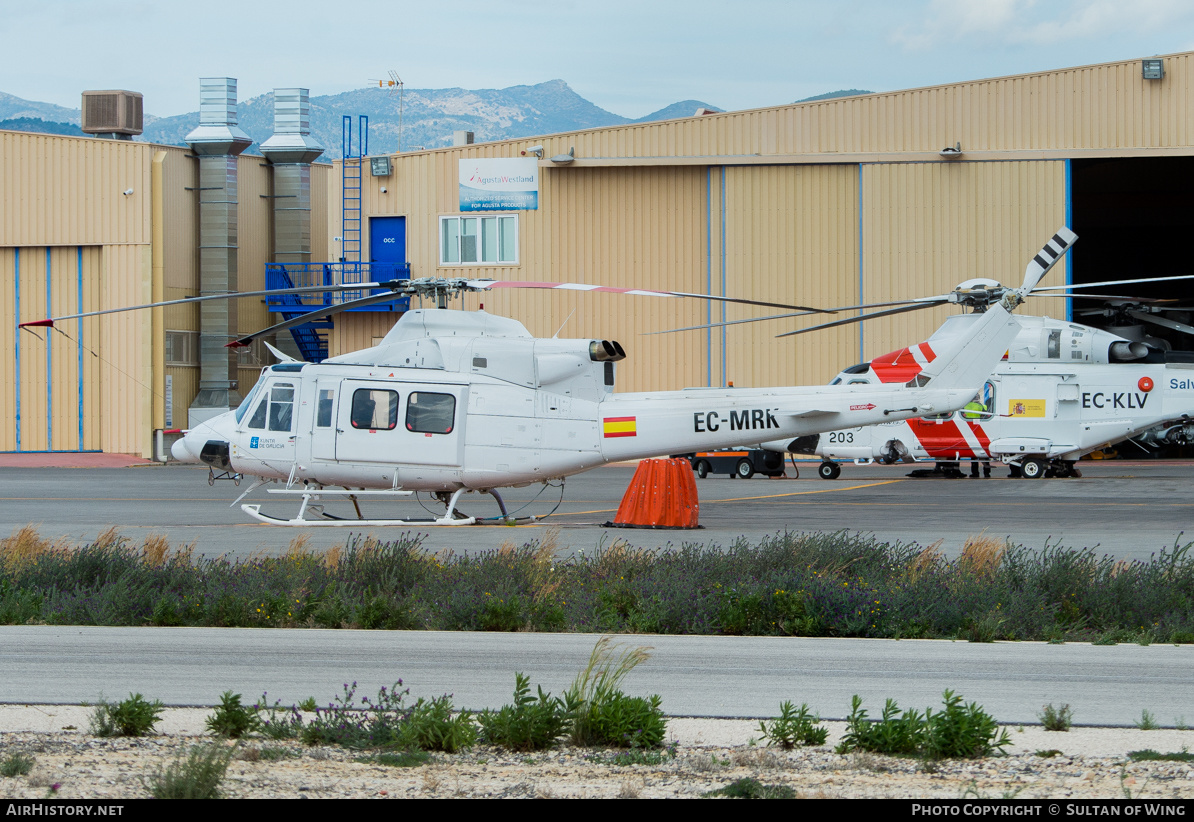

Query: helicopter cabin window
<box><xmin>351</xmin><ymin>389</ymin><xmax>399</xmax><ymax>430</ymax></box>
<box><xmin>406</xmin><ymin>392</ymin><xmax>456</xmax><ymax>434</ymax></box>
<box><xmin>960</xmin><ymin>382</ymin><xmax>997</xmax><ymax>421</ymax></box>
<box><xmin>246</xmin><ymin>383</ymin><xmax>296</xmax><ymax>431</ymax></box>
<box><xmin>316</xmin><ymin>389</ymin><xmax>335</xmax><ymax>427</ymax></box>
<box><xmin>440</xmin><ymin>215</ymin><xmax>518</xmax><ymax>265</ymax></box>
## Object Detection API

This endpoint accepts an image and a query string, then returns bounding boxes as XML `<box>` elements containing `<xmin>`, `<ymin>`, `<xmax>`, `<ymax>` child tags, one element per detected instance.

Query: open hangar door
<box><xmin>1070</xmin><ymin>156</ymin><xmax>1194</xmax><ymax>353</ymax></box>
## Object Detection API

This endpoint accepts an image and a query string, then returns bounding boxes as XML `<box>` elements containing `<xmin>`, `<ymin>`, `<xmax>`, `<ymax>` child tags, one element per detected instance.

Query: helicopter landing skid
<box><xmin>241</xmin><ymin>486</ymin><xmax>477</xmax><ymax>526</ymax></box>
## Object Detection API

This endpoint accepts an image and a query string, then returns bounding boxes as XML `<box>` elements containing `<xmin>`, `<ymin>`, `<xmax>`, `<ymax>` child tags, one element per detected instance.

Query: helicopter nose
<box><xmin>170</xmin><ymin>435</ymin><xmax>196</xmax><ymax>463</ymax></box>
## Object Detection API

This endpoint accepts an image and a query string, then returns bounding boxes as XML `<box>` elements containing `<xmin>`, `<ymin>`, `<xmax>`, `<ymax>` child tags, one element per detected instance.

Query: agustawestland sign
<box><xmin>459</xmin><ymin>158</ymin><xmax>539</xmax><ymax>211</ymax></box>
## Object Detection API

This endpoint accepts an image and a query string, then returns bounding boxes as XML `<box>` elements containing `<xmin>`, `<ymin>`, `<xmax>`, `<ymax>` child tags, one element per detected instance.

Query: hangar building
<box><xmin>4</xmin><ymin>52</ymin><xmax>1193</xmax><ymax>456</ymax></box>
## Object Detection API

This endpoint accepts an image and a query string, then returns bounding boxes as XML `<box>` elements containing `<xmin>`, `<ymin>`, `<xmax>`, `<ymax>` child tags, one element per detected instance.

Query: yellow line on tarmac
<box><xmin>557</xmin><ymin>479</ymin><xmax>905</xmax><ymax>516</ymax></box>
<box><xmin>703</xmin><ymin>479</ymin><xmax>905</xmax><ymax>504</ymax></box>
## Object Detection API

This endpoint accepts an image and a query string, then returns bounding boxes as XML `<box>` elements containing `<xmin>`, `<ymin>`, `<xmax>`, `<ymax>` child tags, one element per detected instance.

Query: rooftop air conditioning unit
<box><xmin>81</xmin><ymin>90</ymin><xmax>144</xmax><ymax>138</ymax></box>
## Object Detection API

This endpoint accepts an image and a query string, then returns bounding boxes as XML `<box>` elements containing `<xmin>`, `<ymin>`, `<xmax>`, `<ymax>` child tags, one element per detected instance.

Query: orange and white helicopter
<box><xmin>20</xmin><ymin>230</ymin><xmax>1075</xmax><ymax>524</ymax></box>
<box><xmin>759</xmin><ymin>282</ymin><xmax>1194</xmax><ymax>480</ymax></box>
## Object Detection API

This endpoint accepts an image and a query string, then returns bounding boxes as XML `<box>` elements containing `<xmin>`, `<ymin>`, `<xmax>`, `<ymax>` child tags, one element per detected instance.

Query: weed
<box><xmin>478</xmin><ymin>673</ymin><xmax>570</xmax><ymax>751</ymax></box>
<box><xmin>143</xmin><ymin>743</ymin><xmax>235</xmax><ymax>799</ymax></box>
<box><xmin>299</xmin><ymin>681</ymin><xmax>411</xmax><ymax>748</ymax></box>
<box><xmin>0</xmin><ymin>752</ymin><xmax>35</xmax><ymax>777</ymax></box>
<box><xmin>616</xmin><ymin>780</ymin><xmax>643</xmax><ymax>799</ymax></box>
<box><xmin>253</xmin><ymin>693</ymin><xmax>304</xmax><ymax>740</ymax></box>
<box><xmin>836</xmin><ymin>691</ymin><xmax>1009</xmax><ymax>759</ymax></box>
<box><xmin>359</xmin><ymin>750</ymin><xmax>433</xmax><ymax>768</ymax></box>
<box><xmin>1036</xmin><ymin>749</ymin><xmax>1064</xmax><ymax>758</ymax></box>
<box><xmin>1127</xmin><ymin>748</ymin><xmax>1194</xmax><ymax>762</ymax></box>
<box><xmin>836</xmin><ymin>695</ymin><xmax>924</xmax><ymax>756</ymax></box>
<box><xmin>400</xmin><ymin>695</ymin><xmax>477</xmax><ymax>753</ymax></box>
<box><xmin>1136</xmin><ymin>710</ymin><xmax>1160</xmax><ymax>731</ymax></box>
<box><xmin>602</xmin><ymin>744</ymin><xmax>677</xmax><ymax>766</ymax></box>
<box><xmin>89</xmin><ymin>693</ymin><xmax>165</xmax><ymax>737</ymax></box>
<box><xmin>564</xmin><ymin>637</ymin><xmax>665</xmax><ymax>748</ymax></box>
<box><xmin>758</xmin><ymin>701</ymin><xmax>829</xmax><ymax>749</ymax></box>
<box><xmin>206</xmin><ymin>691</ymin><xmax>261</xmax><ymax>739</ymax></box>
<box><xmin>703</xmin><ymin>777</ymin><xmax>796</xmax><ymax>799</ymax></box>
<box><xmin>959</xmin><ymin>780</ymin><xmax>1024</xmax><ymax>800</ymax></box>
<box><xmin>297</xmin><ymin>697</ymin><xmax>318</xmax><ymax>712</ymax></box>
<box><xmin>1039</xmin><ymin>703</ymin><xmax>1073</xmax><ymax>732</ymax></box>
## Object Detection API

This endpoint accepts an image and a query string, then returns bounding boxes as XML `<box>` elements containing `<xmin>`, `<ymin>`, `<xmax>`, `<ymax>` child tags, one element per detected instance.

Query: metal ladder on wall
<box><xmin>341</xmin><ymin>115</ymin><xmax>367</xmax><ymax>265</ymax></box>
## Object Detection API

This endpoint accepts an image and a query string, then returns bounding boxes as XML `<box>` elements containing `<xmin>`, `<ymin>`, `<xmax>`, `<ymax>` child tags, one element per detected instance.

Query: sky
<box><xmin>3</xmin><ymin>0</ymin><xmax>1194</xmax><ymax>119</ymax></box>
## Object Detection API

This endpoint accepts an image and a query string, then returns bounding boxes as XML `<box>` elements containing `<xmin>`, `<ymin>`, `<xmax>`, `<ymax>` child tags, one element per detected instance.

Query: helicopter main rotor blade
<box><xmin>1126</xmin><ymin>309</ymin><xmax>1194</xmax><ymax>338</ymax></box>
<box><xmin>642</xmin><ymin>296</ymin><xmax>951</xmax><ymax>335</ymax></box>
<box><xmin>1020</xmin><ymin>228</ymin><xmax>1078</xmax><ymax>294</ymax></box>
<box><xmin>17</xmin><ymin>282</ymin><xmax>399</xmax><ymax>329</ymax></box>
<box><xmin>774</xmin><ymin>300</ymin><xmax>947</xmax><ymax>338</ymax></box>
<box><xmin>1031</xmin><ymin>272</ymin><xmax>1194</xmax><ymax>294</ymax></box>
<box><xmin>227</xmin><ymin>289</ymin><xmax>413</xmax><ymax>348</ymax></box>
<box><xmin>466</xmin><ymin>279</ymin><xmax>838</xmax><ymax>314</ymax></box>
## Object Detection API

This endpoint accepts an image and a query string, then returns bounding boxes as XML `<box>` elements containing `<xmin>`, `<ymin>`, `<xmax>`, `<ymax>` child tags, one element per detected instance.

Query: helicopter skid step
<box><xmin>240</xmin><ymin>503</ymin><xmax>476</xmax><ymax>526</ymax></box>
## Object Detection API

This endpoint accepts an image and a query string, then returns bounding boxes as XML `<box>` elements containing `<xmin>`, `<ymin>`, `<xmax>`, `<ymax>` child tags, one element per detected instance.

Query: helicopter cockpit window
<box><xmin>235</xmin><ymin>379</ymin><xmax>265</xmax><ymax>425</ymax></box>
<box><xmin>351</xmin><ymin>389</ymin><xmax>399</xmax><ymax>430</ymax></box>
<box><xmin>960</xmin><ymin>381</ymin><xmax>997</xmax><ymax>421</ymax></box>
<box><xmin>406</xmin><ymin>392</ymin><xmax>456</xmax><ymax>435</ymax></box>
<box><xmin>268</xmin><ymin>384</ymin><xmax>295</xmax><ymax>432</ymax></box>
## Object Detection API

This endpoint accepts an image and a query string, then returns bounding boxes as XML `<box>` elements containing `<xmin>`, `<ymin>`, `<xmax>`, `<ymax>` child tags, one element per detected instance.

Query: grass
<box><xmin>206</xmin><ymin>691</ymin><xmax>261</xmax><ymax>739</ymax></box>
<box><xmin>1039</xmin><ymin>703</ymin><xmax>1073</xmax><ymax>732</ymax></box>
<box><xmin>835</xmin><ymin>690</ymin><xmax>1011</xmax><ymax>760</ymax></box>
<box><xmin>143</xmin><ymin>743</ymin><xmax>235</xmax><ymax>799</ymax></box>
<box><xmin>1135</xmin><ymin>710</ymin><xmax>1160</xmax><ymax>731</ymax></box>
<box><xmin>757</xmin><ymin>701</ymin><xmax>828</xmax><ymax>749</ymax></box>
<box><xmin>703</xmin><ymin>777</ymin><xmax>796</xmax><ymax>799</ymax></box>
<box><xmin>1127</xmin><ymin>748</ymin><xmax>1194</xmax><ymax>762</ymax></box>
<box><xmin>89</xmin><ymin>693</ymin><xmax>165</xmax><ymax>737</ymax></box>
<box><xmin>6</xmin><ymin>526</ymin><xmax>1194</xmax><ymax>642</ymax></box>
<box><xmin>358</xmin><ymin>751</ymin><xmax>433</xmax><ymax>768</ymax></box>
<box><xmin>564</xmin><ymin>637</ymin><xmax>667</xmax><ymax>748</ymax></box>
<box><xmin>1</xmin><ymin>752</ymin><xmax>35</xmax><ymax>777</ymax></box>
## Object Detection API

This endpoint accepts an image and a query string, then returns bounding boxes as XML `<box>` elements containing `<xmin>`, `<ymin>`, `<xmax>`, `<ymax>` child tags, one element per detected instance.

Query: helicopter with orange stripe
<box><xmin>761</xmin><ymin>306</ymin><xmax>1194</xmax><ymax>480</ymax></box>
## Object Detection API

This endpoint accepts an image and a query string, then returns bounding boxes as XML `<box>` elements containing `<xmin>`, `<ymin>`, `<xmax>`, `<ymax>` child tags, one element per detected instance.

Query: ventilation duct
<box><xmin>184</xmin><ymin>78</ymin><xmax>252</xmax><ymax>426</ymax></box>
<box><xmin>261</xmin><ymin>89</ymin><xmax>324</xmax><ymax>267</ymax></box>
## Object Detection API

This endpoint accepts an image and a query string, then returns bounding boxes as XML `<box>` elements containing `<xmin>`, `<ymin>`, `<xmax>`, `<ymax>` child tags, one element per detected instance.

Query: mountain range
<box><xmin>1</xmin><ymin>82</ymin><xmax>870</xmax><ymax>159</ymax></box>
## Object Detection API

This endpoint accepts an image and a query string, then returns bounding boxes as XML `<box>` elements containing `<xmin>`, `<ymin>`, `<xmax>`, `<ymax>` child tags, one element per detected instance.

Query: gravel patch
<box><xmin>2</xmin><ymin>706</ymin><xmax>1193</xmax><ymax>799</ymax></box>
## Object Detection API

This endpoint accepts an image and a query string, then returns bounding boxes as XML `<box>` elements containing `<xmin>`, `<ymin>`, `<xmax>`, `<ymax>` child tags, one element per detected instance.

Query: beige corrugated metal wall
<box><xmin>334</xmin><ymin>163</ymin><xmax>710</xmax><ymax>392</ymax></box>
<box><xmin>722</xmin><ymin>164</ymin><xmax>861</xmax><ymax>387</ymax></box>
<box><xmin>5</xmin><ymin>50</ymin><xmax>1193</xmax><ymax>452</ymax></box>
<box><xmin>2</xmin><ymin>129</ymin><xmax>332</xmax><ymax>453</ymax></box>
<box><xmin>859</xmin><ymin>161</ymin><xmax>1067</xmax><ymax>360</ymax></box>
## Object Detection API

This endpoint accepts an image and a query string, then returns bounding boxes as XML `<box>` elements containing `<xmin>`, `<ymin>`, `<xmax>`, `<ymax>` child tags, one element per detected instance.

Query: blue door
<box><xmin>370</xmin><ymin>216</ymin><xmax>406</xmax><ymax>279</ymax></box>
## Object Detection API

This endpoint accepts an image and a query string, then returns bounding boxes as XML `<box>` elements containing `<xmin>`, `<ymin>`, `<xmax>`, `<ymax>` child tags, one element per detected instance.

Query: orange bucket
<box><xmin>609</xmin><ymin>458</ymin><xmax>700</xmax><ymax>529</ymax></box>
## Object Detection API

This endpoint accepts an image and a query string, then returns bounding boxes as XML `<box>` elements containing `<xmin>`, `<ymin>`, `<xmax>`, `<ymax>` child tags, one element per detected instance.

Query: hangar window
<box><xmin>440</xmin><ymin>215</ymin><xmax>518</xmax><ymax>265</ymax></box>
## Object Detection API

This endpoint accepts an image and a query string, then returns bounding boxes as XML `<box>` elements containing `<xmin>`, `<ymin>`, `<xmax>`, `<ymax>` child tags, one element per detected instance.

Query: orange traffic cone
<box><xmin>607</xmin><ymin>458</ymin><xmax>700</xmax><ymax>529</ymax></box>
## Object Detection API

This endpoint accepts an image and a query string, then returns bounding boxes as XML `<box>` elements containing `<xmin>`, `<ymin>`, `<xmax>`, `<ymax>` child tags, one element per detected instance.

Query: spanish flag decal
<box><xmin>603</xmin><ymin>416</ymin><xmax>637</xmax><ymax>438</ymax></box>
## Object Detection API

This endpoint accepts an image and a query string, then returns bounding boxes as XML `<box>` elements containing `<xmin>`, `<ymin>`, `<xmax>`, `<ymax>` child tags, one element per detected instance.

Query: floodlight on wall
<box><xmin>939</xmin><ymin>142</ymin><xmax>963</xmax><ymax>159</ymax></box>
<box><xmin>550</xmin><ymin>146</ymin><xmax>575</xmax><ymax>164</ymax></box>
<box><xmin>1143</xmin><ymin>58</ymin><xmax>1164</xmax><ymax>80</ymax></box>
<box><xmin>522</xmin><ymin>145</ymin><xmax>544</xmax><ymax>158</ymax></box>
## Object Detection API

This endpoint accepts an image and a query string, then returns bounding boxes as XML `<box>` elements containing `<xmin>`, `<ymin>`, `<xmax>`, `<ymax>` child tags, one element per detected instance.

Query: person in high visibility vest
<box><xmin>962</xmin><ymin>397</ymin><xmax>992</xmax><ymax>478</ymax></box>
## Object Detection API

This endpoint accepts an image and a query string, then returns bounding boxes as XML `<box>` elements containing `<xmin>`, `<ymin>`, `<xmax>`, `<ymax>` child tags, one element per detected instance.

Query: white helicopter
<box><xmin>20</xmin><ymin>230</ymin><xmax>1074</xmax><ymax>525</ymax></box>
<box><xmin>758</xmin><ymin>285</ymin><xmax>1194</xmax><ymax>480</ymax></box>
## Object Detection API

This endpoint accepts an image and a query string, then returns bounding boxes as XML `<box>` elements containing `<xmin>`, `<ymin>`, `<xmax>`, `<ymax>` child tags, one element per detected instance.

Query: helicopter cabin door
<box><xmin>334</xmin><ymin>380</ymin><xmax>465</xmax><ymax>471</ymax></box>
<box><xmin>310</xmin><ymin>379</ymin><xmax>340</xmax><ymax>462</ymax></box>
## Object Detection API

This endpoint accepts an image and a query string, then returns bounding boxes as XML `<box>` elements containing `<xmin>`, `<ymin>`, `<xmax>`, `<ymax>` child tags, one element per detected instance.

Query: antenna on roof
<box><xmin>369</xmin><ymin>70</ymin><xmax>405</xmax><ymax>152</ymax></box>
